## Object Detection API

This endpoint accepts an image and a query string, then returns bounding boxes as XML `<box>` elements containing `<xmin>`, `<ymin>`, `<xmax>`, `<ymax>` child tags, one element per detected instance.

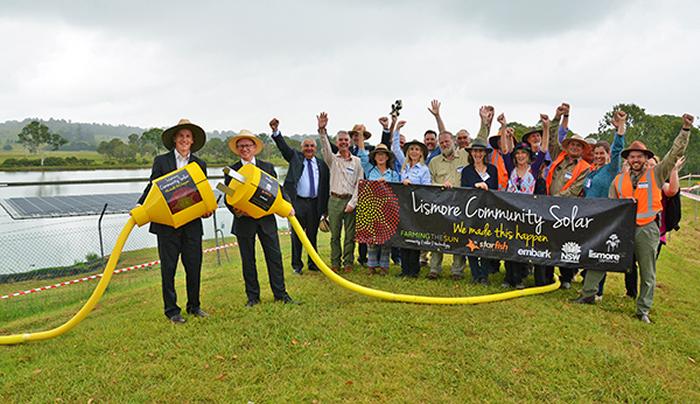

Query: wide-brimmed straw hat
<box><xmin>349</xmin><ymin>124</ymin><xmax>372</xmax><ymax>140</ymax></box>
<box><xmin>162</xmin><ymin>119</ymin><xmax>206</xmax><ymax>153</ymax></box>
<box><xmin>621</xmin><ymin>140</ymin><xmax>655</xmax><ymax>159</ymax></box>
<box><xmin>464</xmin><ymin>138</ymin><xmax>493</xmax><ymax>154</ymax></box>
<box><xmin>369</xmin><ymin>143</ymin><xmax>395</xmax><ymax>166</ymax></box>
<box><xmin>402</xmin><ymin>140</ymin><xmax>428</xmax><ymax>160</ymax></box>
<box><xmin>228</xmin><ymin>130</ymin><xmax>264</xmax><ymax>156</ymax></box>
<box><xmin>561</xmin><ymin>133</ymin><xmax>592</xmax><ymax>154</ymax></box>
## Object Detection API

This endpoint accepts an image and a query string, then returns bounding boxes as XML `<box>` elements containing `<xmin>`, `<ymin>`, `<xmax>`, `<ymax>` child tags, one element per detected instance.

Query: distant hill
<box><xmin>0</xmin><ymin>119</ymin><xmax>237</xmax><ymax>151</ymax></box>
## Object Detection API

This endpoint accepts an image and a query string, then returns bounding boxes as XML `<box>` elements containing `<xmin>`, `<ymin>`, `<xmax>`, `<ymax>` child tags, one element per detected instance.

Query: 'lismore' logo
<box><xmin>560</xmin><ymin>242</ymin><xmax>581</xmax><ymax>264</ymax></box>
<box><xmin>606</xmin><ymin>234</ymin><xmax>620</xmax><ymax>252</ymax></box>
<box><xmin>589</xmin><ymin>234</ymin><xmax>622</xmax><ymax>264</ymax></box>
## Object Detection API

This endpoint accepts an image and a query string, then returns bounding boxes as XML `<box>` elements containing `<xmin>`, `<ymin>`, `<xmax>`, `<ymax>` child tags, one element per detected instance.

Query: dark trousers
<box><xmin>625</xmin><ymin>257</ymin><xmax>639</xmax><ymax>298</ymax></box>
<box><xmin>468</xmin><ymin>256</ymin><xmax>494</xmax><ymax>281</ymax></box>
<box><xmin>290</xmin><ymin>197</ymin><xmax>320</xmax><ymax>272</ymax></box>
<box><xmin>358</xmin><ymin>243</ymin><xmax>368</xmax><ymax>264</ymax></box>
<box><xmin>157</xmin><ymin>231</ymin><xmax>203</xmax><ymax>318</ymax></box>
<box><xmin>237</xmin><ymin>228</ymin><xmax>287</xmax><ymax>302</ymax></box>
<box><xmin>504</xmin><ymin>261</ymin><xmax>527</xmax><ymax>286</ymax></box>
<box><xmin>400</xmin><ymin>248</ymin><xmax>421</xmax><ymax>276</ymax></box>
<box><xmin>391</xmin><ymin>247</ymin><xmax>401</xmax><ymax>264</ymax></box>
<box><xmin>534</xmin><ymin>265</ymin><xmax>553</xmax><ymax>286</ymax></box>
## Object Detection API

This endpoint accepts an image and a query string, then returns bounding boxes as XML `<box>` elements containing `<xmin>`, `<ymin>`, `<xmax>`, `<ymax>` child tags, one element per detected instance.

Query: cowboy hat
<box><xmin>349</xmin><ymin>124</ymin><xmax>372</xmax><ymax>140</ymax></box>
<box><xmin>488</xmin><ymin>134</ymin><xmax>503</xmax><ymax>150</ymax></box>
<box><xmin>162</xmin><ymin>119</ymin><xmax>206</xmax><ymax>153</ymax></box>
<box><xmin>561</xmin><ymin>133</ymin><xmax>592</xmax><ymax>154</ymax></box>
<box><xmin>621</xmin><ymin>140</ymin><xmax>655</xmax><ymax>159</ymax></box>
<box><xmin>402</xmin><ymin>140</ymin><xmax>428</xmax><ymax>160</ymax></box>
<box><xmin>464</xmin><ymin>138</ymin><xmax>493</xmax><ymax>154</ymax></box>
<box><xmin>369</xmin><ymin>143</ymin><xmax>395</xmax><ymax>166</ymax></box>
<box><xmin>521</xmin><ymin>124</ymin><xmax>544</xmax><ymax>145</ymax></box>
<box><xmin>228</xmin><ymin>130</ymin><xmax>264</xmax><ymax>156</ymax></box>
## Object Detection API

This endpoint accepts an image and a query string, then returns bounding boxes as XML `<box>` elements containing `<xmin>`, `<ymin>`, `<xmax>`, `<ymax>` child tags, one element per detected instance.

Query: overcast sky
<box><xmin>0</xmin><ymin>0</ymin><xmax>698</xmax><ymax>140</ymax></box>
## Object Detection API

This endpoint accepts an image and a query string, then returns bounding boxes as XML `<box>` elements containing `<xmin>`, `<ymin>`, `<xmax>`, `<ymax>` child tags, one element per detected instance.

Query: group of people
<box><xmin>140</xmin><ymin>99</ymin><xmax>693</xmax><ymax>325</ymax></box>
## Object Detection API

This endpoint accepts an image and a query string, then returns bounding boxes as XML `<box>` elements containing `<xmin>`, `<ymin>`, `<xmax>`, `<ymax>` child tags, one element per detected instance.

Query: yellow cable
<box><xmin>289</xmin><ymin>216</ymin><xmax>560</xmax><ymax>304</ymax></box>
<box><xmin>0</xmin><ymin>217</ymin><xmax>136</xmax><ymax>345</ymax></box>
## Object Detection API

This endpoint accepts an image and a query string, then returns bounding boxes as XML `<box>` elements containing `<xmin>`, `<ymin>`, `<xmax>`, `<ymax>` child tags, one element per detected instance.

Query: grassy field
<box><xmin>1</xmin><ymin>200</ymin><xmax>699</xmax><ymax>402</ymax></box>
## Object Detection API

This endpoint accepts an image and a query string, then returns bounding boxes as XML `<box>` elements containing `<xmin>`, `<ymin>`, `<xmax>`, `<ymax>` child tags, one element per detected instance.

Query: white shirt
<box><xmin>174</xmin><ymin>149</ymin><xmax>190</xmax><ymax>169</ymax></box>
<box><xmin>242</xmin><ymin>157</ymin><xmax>256</xmax><ymax>166</ymax></box>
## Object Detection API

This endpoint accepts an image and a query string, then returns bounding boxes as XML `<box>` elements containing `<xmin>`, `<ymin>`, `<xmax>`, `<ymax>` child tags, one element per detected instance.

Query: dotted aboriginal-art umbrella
<box><xmin>355</xmin><ymin>180</ymin><xmax>401</xmax><ymax>245</ymax></box>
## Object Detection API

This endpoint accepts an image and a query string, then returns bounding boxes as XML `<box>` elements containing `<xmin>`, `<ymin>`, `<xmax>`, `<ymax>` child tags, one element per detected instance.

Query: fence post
<box><xmin>98</xmin><ymin>203</ymin><xmax>108</xmax><ymax>260</ymax></box>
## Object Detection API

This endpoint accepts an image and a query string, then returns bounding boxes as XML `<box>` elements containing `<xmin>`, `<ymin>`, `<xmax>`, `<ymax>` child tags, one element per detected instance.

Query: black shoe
<box><xmin>169</xmin><ymin>314</ymin><xmax>186</xmax><ymax>324</ymax></box>
<box><xmin>187</xmin><ymin>308</ymin><xmax>209</xmax><ymax>318</ymax></box>
<box><xmin>245</xmin><ymin>299</ymin><xmax>260</xmax><ymax>307</ymax></box>
<box><xmin>275</xmin><ymin>295</ymin><xmax>301</xmax><ymax>305</ymax></box>
<box><xmin>570</xmin><ymin>295</ymin><xmax>595</xmax><ymax>305</ymax></box>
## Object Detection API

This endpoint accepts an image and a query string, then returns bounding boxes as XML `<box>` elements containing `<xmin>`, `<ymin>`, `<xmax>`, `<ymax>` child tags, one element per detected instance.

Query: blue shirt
<box><xmin>426</xmin><ymin>147</ymin><xmax>441</xmax><ymax>164</ymax></box>
<box><xmin>297</xmin><ymin>156</ymin><xmax>320</xmax><ymax>198</ymax></box>
<box><xmin>358</xmin><ymin>149</ymin><xmax>400</xmax><ymax>182</ymax></box>
<box><xmin>584</xmin><ymin>133</ymin><xmax>625</xmax><ymax>198</ymax></box>
<box><xmin>391</xmin><ymin>130</ymin><xmax>432</xmax><ymax>185</ymax></box>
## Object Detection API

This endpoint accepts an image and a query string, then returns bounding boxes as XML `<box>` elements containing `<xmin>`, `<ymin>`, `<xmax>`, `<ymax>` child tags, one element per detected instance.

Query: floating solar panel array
<box><xmin>0</xmin><ymin>191</ymin><xmax>227</xmax><ymax>220</ymax></box>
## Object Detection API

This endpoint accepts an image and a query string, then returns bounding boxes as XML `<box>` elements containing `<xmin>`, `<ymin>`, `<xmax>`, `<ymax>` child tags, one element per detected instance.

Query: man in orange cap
<box><xmin>573</xmin><ymin>113</ymin><xmax>694</xmax><ymax>324</ymax></box>
<box><xmin>138</xmin><ymin>119</ymin><xmax>211</xmax><ymax>324</ymax></box>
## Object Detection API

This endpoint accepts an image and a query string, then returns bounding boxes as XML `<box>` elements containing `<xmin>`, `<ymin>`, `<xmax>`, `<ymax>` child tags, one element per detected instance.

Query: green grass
<box><xmin>1</xmin><ymin>201</ymin><xmax>699</xmax><ymax>402</ymax></box>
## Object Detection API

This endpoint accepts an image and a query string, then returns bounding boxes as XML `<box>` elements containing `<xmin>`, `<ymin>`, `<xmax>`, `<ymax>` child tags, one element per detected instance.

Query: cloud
<box><xmin>0</xmin><ymin>1</ymin><xmax>698</xmax><ymax>138</ymax></box>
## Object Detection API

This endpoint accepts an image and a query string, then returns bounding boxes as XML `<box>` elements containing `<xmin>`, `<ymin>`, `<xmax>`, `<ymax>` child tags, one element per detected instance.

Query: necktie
<box><xmin>307</xmin><ymin>158</ymin><xmax>316</xmax><ymax>198</ymax></box>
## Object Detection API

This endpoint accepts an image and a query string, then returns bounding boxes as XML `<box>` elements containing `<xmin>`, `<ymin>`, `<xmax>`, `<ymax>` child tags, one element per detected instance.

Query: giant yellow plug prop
<box><xmin>218</xmin><ymin>165</ymin><xmax>560</xmax><ymax>305</ymax></box>
<box><xmin>0</xmin><ymin>163</ymin><xmax>217</xmax><ymax>345</ymax></box>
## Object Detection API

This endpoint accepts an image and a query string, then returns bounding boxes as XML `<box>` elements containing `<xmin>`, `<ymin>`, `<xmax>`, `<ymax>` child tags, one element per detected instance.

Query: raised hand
<box><xmin>396</xmin><ymin>120</ymin><xmax>407</xmax><ymax>131</ymax></box>
<box><xmin>612</xmin><ymin>110</ymin><xmax>627</xmax><ymax>131</ymax></box>
<box><xmin>269</xmin><ymin>118</ymin><xmax>279</xmax><ymax>133</ymax></box>
<box><xmin>497</xmin><ymin>113</ymin><xmax>506</xmax><ymax>126</ymax></box>
<box><xmin>682</xmin><ymin>113</ymin><xmax>694</xmax><ymax>129</ymax></box>
<box><xmin>317</xmin><ymin>112</ymin><xmax>328</xmax><ymax>131</ymax></box>
<box><xmin>479</xmin><ymin>106</ymin><xmax>493</xmax><ymax>124</ymax></box>
<box><xmin>428</xmin><ymin>99</ymin><xmax>441</xmax><ymax>117</ymax></box>
<box><xmin>540</xmin><ymin>113</ymin><xmax>550</xmax><ymax>126</ymax></box>
<box><xmin>378</xmin><ymin>116</ymin><xmax>389</xmax><ymax>130</ymax></box>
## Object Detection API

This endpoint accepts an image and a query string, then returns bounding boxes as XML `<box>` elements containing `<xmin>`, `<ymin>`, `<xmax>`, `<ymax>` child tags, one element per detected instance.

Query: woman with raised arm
<box><xmin>392</xmin><ymin>120</ymin><xmax>431</xmax><ymax>277</ymax></box>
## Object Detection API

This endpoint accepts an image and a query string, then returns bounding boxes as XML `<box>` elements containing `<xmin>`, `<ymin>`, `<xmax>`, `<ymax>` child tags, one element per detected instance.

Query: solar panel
<box><xmin>0</xmin><ymin>191</ymin><xmax>228</xmax><ymax>220</ymax></box>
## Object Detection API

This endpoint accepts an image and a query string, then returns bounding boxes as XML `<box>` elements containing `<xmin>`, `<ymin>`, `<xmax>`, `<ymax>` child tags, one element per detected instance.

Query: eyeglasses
<box><xmin>237</xmin><ymin>143</ymin><xmax>255</xmax><ymax>149</ymax></box>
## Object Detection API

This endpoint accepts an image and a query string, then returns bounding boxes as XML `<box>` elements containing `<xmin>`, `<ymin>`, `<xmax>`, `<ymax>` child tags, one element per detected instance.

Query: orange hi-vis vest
<box><xmin>546</xmin><ymin>151</ymin><xmax>590</xmax><ymax>195</ymax></box>
<box><xmin>489</xmin><ymin>151</ymin><xmax>509</xmax><ymax>191</ymax></box>
<box><xmin>613</xmin><ymin>168</ymin><xmax>663</xmax><ymax>226</ymax></box>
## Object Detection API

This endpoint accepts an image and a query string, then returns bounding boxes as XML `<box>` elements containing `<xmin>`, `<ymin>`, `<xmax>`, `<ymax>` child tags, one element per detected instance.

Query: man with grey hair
<box><xmin>318</xmin><ymin>112</ymin><xmax>364</xmax><ymax>273</ymax></box>
<box><xmin>271</xmin><ymin>118</ymin><xmax>330</xmax><ymax>275</ymax></box>
<box><xmin>427</xmin><ymin>128</ymin><xmax>470</xmax><ymax>280</ymax></box>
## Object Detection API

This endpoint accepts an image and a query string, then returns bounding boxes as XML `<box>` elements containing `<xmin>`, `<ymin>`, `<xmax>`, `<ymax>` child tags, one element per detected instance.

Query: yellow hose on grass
<box><xmin>0</xmin><ymin>217</ymin><xmax>136</xmax><ymax>345</ymax></box>
<box><xmin>289</xmin><ymin>215</ymin><xmax>560</xmax><ymax>304</ymax></box>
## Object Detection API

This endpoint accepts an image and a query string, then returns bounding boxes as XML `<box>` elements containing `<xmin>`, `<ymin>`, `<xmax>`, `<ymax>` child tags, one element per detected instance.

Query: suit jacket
<box><xmin>272</xmin><ymin>134</ymin><xmax>330</xmax><ymax>216</ymax></box>
<box><xmin>224</xmin><ymin>159</ymin><xmax>280</xmax><ymax>238</ymax></box>
<box><xmin>138</xmin><ymin>151</ymin><xmax>207</xmax><ymax>236</ymax></box>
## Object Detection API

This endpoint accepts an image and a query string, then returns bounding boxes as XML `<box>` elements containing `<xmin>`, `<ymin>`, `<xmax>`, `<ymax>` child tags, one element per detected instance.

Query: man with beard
<box><xmin>426</xmin><ymin>125</ymin><xmax>470</xmax><ymax>280</ymax></box>
<box><xmin>572</xmin><ymin>113</ymin><xmax>693</xmax><ymax>324</ymax></box>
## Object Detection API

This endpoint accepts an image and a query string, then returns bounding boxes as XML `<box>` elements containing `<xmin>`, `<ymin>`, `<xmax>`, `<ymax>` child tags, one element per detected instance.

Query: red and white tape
<box><xmin>0</xmin><ymin>239</ymin><xmax>252</xmax><ymax>300</ymax></box>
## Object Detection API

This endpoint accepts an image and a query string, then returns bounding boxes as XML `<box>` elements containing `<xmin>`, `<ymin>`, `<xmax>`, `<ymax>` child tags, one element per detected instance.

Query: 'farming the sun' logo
<box><xmin>606</xmin><ymin>234</ymin><xmax>620</xmax><ymax>252</ymax></box>
<box><xmin>560</xmin><ymin>241</ymin><xmax>581</xmax><ymax>264</ymax></box>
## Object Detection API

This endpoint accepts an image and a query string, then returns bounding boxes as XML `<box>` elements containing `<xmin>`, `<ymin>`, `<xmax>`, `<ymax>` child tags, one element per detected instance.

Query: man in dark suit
<box><xmin>138</xmin><ymin>119</ymin><xmax>211</xmax><ymax>324</ymax></box>
<box><xmin>224</xmin><ymin>129</ymin><xmax>297</xmax><ymax>307</ymax></box>
<box><xmin>270</xmin><ymin>118</ymin><xmax>329</xmax><ymax>275</ymax></box>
